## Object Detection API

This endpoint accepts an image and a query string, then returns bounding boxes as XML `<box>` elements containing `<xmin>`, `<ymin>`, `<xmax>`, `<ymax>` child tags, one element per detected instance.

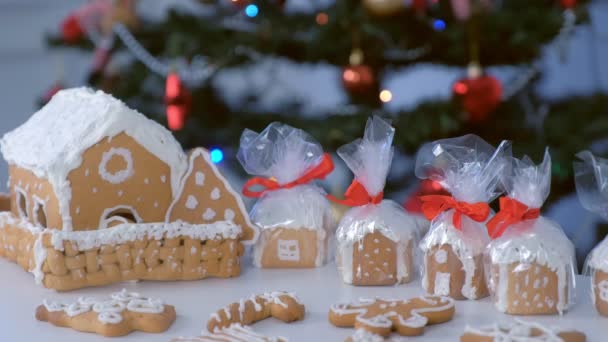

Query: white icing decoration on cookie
<box><xmin>97</xmin><ymin>311</ymin><xmax>123</xmax><ymax>325</ymax></box>
<box><xmin>126</xmin><ymin>298</ymin><xmax>164</xmax><ymax>314</ymax></box>
<box><xmin>597</xmin><ymin>280</ymin><xmax>608</xmax><ymax>303</ymax></box>
<box><xmin>42</xmin><ymin>300</ymin><xmax>67</xmax><ymax>312</ymax></box>
<box><xmin>195</xmin><ymin>171</ymin><xmax>205</xmax><ymax>186</ymax></box>
<box><xmin>277</xmin><ymin>239</ymin><xmax>300</xmax><ymax>261</ymax></box>
<box><xmin>211</xmin><ymin>188</ymin><xmax>221</xmax><ymax>200</ymax></box>
<box><xmin>434</xmin><ymin>272</ymin><xmax>451</xmax><ymax>296</ymax></box>
<box><xmin>434</xmin><ymin>249</ymin><xmax>447</xmax><ymax>264</ymax></box>
<box><xmin>224</xmin><ymin>209</ymin><xmax>235</xmax><ymax>221</ymax></box>
<box><xmin>202</xmin><ymin>208</ymin><xmax>216</xmax><ymax>221</ymax></box>
<box><xmin>186</xmin><ymin>195</ymin><xmax>199</xmax><ymax>210</ymax></box>
<box><xmin>464</xmin><ymin>319</ymin><xmax>574</xmax><ymax>341</ymax></box>
<box><xmin>40</xmin><ymin>289</ymin><xmax>166</xmax><ymax>325</ymax></box>
<box><xmin>98</xmin><ymin>147</ymin><xmax>134</xmax><ymax>184</ymax></box>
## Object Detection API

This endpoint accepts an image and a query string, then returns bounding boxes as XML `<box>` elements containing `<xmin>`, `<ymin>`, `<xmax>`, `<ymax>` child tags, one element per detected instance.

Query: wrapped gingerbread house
<box><xmin>334</xmin><ymin>116</ymin><xmax>419</xmax><ymax>285</ymax></box>
<box><xmin>238</xmin><ymin>123</ymin><xmax>334</xmax><ymax>268</ymax></box>
<box><xmin>0</xmin><ymin>88</ymin><xmax>257</xmax><ymax>291</ymax></box>
<box><xmin>486</xmin><ymin>150</ymin><xmax>576</xmax><ymax>315</ymax></box>
<box><xmin>416</xmin><ymin>135</ymin><xmax>510</xmax><ymax>299</ymax></box>
<box><xmin>574</xmin><ymin>151</ymin><xmax>608</xmax><ymax>316</ymax></box>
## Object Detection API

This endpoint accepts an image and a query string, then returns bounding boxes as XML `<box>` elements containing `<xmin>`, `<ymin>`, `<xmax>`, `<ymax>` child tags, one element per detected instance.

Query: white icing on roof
<box><xmin>488</xmin><ymin>217</ymin><xmax>575</xmax><ymax>270</ymax></box>
<box><xmin>0</xmin><ymin>88</ymin><xmax>188</xmax><ymax>229</ymax></box>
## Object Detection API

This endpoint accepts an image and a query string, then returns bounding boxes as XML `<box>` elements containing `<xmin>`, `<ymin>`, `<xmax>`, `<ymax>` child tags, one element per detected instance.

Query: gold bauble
<box><xmin>363</xmin><ymin>0</ymin><xmax>406</xmax><ymax>16</ymax></box>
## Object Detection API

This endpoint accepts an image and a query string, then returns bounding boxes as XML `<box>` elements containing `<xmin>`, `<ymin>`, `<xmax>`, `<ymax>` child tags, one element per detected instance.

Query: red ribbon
<box><xmin>486</xmin><ymin>197</ymin><xmax>540</xmax><ymax>239</ymax></box>
<box><xmin>242</xmin><ymin>153</ymin><xmax>334</xmax><ymax>198</ymax></box>
<box><xmin>327</xmin><ymin>180</ymin><xmax>383</xmax><ymax>207</ymax></box>
<box><xmin>420</xmin><ymin>195</ymin><xmax>490</xmax><ymax>230</ymax></box>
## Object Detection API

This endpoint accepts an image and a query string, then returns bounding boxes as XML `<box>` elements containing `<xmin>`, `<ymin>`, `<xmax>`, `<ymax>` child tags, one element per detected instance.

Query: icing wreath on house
<box><xmin>0</xmin><ymin>87</ymin><xmax>257</xmax><ymax>291</ymax></box>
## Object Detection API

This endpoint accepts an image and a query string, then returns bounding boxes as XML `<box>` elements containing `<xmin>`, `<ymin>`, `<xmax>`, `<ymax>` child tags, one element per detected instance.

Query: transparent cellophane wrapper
<box><xmin>486</xmin><ymin>150</ymin><xmax>577</xmax><ymax>314</ymax></box>
<box><xmin>238</xmin><ymin>123</ymin><xmax>333</xmax><ymax>268</ymax></box>
<box><xmin>416</xmin><ymin>135</ymin><xmax>510</xmax><ymax>299</ymax></box>
<box><xmin>335</xmin><ymin>116</ymin><xmax>420</xmax><ymax>285</ymax></box>
<box><xmin>574</xmin><ymin>151</ymin><xmax>608</xmax><ymax>314</ymax></box>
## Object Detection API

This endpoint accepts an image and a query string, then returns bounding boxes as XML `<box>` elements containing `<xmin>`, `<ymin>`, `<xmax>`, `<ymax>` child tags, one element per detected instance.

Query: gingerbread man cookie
<box><xmin>329</xmin><ymin>296</ymin><xmax>454</xmax><ymax>337</ymax></box>
<box><xmin>173</xmin><ymin>323</ymin><xmax>286</xmax><ymax>342</ymax></box>
<box><xmin>460</xmin><ymin>320</ymin><xmax>586</xmax><ymax>342</ymax></box>
<box><xmin>207</xmin><ymin>291</ymin><xmax>305</xmax><ymax>332</ymax></box>
<box><xmin>35</xmin><ymin>289</ymin><xmax>176</xmax><ymax>337</ymax></box>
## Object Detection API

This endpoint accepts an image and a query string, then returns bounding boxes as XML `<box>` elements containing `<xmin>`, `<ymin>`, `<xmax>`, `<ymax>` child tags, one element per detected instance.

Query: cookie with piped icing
<box><xmin>173</xmin><ymin>323</ymin><xmax>287</xmax><ymax>342</ymax></box>
<box><xmin>460</xmin><ymin>320</ymin><xmax>585</xmax><ymax>342</ymax></box>
<box><xmin>207</xmin><ymin>291</ymin><xmax>305</xmax><ymax>332</ymax></box>
<box><xmin>329</xmin><ymin>295</ymin><xmax>454</xmax><ymax>337</ymax></box>
<box><xmin>35</xmin><ymin>289</ymin><xmax>176</xmax><ymax>337</ymax></box>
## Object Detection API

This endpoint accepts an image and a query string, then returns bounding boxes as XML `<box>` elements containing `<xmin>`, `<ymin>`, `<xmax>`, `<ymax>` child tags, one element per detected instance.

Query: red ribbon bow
<box><xmin>486</xmin><ymin>197</ymin><xmax>540</xmax><ymax>239</ymax></box>
<box><xmin>327</xmin><ymin>180</ymin><xmax>383</xmax><ymax>207</ymax></box>
<box><xmin>420</xmin><ymin>195</ymin><xmax>490</xmax><ymax>230</ymax></box>
<box><xmin>242</xmin><ymin>153</ymin><xmax>334</xmax><ymax>198</ymax></box>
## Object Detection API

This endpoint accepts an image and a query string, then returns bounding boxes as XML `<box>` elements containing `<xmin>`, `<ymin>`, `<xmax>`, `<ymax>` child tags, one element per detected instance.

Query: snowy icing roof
<box><xmin>0</xmin><ymin>88</ymin><xmax>188</xmax><ymax>198</ymax></box>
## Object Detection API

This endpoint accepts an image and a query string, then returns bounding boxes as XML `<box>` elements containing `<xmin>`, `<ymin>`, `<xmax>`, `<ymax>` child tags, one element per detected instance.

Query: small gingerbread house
<box><xmin>416</xmin><ymin>135</ymin><xmax>510</xmax><ymax>300</ymax></box>
<box><xmin>335</xmin><ymin>116</ymin><xmax>419</xmax><ymax>286</ymax></box>
<box><xmin>0</xmin><ymin>88</ymin><xmax>257</xmax><ymax>291</ymax></box>
<box><xmin>575</xmin><ymin>151</ymin><xmax>608</xmax><ymax>317</ymax></box>
<box><xmin>238</xmin><ymin>122</ymin><xmax>333</xmax><ymax>268</ymax></box>
<box><xmin>487</xmin><ymin>151</ymin><xmax>575</xmax><ymax>315</ymax></box>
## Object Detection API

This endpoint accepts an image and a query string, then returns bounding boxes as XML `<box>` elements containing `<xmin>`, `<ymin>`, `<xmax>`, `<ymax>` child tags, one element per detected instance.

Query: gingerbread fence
<box><xmin>0</xmin><ymin>211</ymin><xmax>244</xmax><ymax>291</ymax></box>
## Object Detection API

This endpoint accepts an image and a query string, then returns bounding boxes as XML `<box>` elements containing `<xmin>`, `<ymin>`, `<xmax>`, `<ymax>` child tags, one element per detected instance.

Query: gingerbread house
<box><xmin>574</xmin><ymin>150</ymin><xmax>608</xmax><ymax>316</ymax></box>
<box><xmin>487</xmin><ymin>151</ymin><xmax>575</xmax><ymax>315</ymax></box>
<box><xmin>238</xmin><ymin>122</ymin><xmax>333</xmax><ymax>268</ymax></box>
<box><xmin>0</xmin><ymin>88</ymin><xmax>257</xmax><ymax>291</ymax></box>
<box><xmin>416</xmin><ymin>135</ymin><xmax>511</xmax><ymax>300</ymax></box>
<box><xmin>335</xmin><ymin>116</ymin><xmax>419</xmax><ymax>286</ymax></box>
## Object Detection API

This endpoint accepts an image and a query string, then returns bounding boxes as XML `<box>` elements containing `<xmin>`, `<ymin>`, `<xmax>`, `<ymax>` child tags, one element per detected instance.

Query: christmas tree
<box><xmin>45</xmin><ymin>0</ymin><xmax>605</xmax><ymax>207</ymax></box>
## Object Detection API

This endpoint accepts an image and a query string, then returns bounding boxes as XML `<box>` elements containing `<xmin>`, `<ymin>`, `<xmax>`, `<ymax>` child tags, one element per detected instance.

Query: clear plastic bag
<box><xmin>416</xmin><ymin>134</ymin><xmax>510</xmax><ymax>299</ymax></box>
<box><xmin>574</xmin><ymin>150</ymin><xmax>608</xmax><ymax>316</ymax></box>
<box><xmin>237</xmin><ymin>122</ymin><xmax>334</xmax><ymax>268</ymax></box>
<box><xmin>334</xmin><ymin>116</ymin><xmax>420</xmax><ymax>285</ymax></box>
<box><xmin>486</xmin><ymin>150</ymin><xmax>576</xmax><ymax>315</ymax></box>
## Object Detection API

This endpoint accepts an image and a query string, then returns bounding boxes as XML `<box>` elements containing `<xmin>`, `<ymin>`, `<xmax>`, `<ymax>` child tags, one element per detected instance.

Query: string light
<box><xmin>433</xmin><ymin>19</ymin><xmax>446</xmax><ymax>31</ymax></box>
<box><xmin>210</xmin><ymin>148</ymin><xmax>224</xmax><ymax>164</ymax></box>
<box><xmin>379</xmin><ymin>89</ymin><xmax>393</xmax><ymax>103</ymax></box>
<box><xmin>245</xmin><ymin>4</ymin><xmax>259</xmax><ymax>18</ymax></box>
<box><xmin>316</xmin><ymin>12</ymin><xmax>328</xmax><ymax>25</ymax></box>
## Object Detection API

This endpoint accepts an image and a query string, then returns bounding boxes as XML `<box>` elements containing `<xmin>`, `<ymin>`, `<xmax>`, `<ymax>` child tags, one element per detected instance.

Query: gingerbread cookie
<box><xmin>35</xmin><ymin>289</ymin><xmax>176</xmax><ymax>337</ymax></box>
<box><xmin>173</xmin><ymin>323</ymin><xmax>286</xmax><ymax>342</ymax></box>
<box><xmin>329</xmin><ymin>295</ymin><xmax>455</xmax><ymax>337</ymax></box>
<box><xmin>207</xmin><ymin>291</ymin><xmax>305</xmax><ymax>332</ymax></box>
<box><xmin>460</xmin><ymin>320</ymin><xmax>586</xmax><ymax>342</ymax></box>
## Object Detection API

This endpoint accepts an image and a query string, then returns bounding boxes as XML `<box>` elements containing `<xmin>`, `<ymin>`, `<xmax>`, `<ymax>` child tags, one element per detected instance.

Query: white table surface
<box><xmin>0</xmin><ymin>258</ymin><xmax>604</xmax><ymax>341</ymax></box>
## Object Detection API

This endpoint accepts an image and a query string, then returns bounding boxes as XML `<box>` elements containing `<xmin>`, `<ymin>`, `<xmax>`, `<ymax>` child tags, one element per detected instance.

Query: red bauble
<box><xmin>61</xmin><ymin>14</ymin><xmax>85</xmax><ymax>43</ymax></box>
<box><xmin>452</xmin><ymin>75</ymin><xmax>502</xmax><ymax>122</ymax></box>
<box><xmin>165</xmin><ymin>73</ymin><xmax>192</xmax><ymax>131</ymax></box>
<box><xmin>342</xmin><ymin>65</ymin><xmax>375</xmax><ymax>94</ymax></box>
<box><xmin>412</xmin><ymin>0</ymin><xmax>427</xmax><ymax>12</ymax></box>
<box><xmin>403</xmin><ymin>180</ymin><xmax>448</xmax><ymax>214</ymax></box>
<box><xmin>560</xmin><ymin>0</ymin><xmax>576</xmax><ymax>9</ymax></box>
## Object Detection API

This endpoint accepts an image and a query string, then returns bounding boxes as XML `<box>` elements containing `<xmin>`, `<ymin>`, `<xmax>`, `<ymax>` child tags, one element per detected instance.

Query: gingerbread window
<box><xmin>15</xmin><ymin>187</ymin><xmax>28</xmax><ymax>220</ymax></box>
<box><xmin>32</xmin><ymin>196</ymin><xmax>47</xmax><ymax>228</ymax></box>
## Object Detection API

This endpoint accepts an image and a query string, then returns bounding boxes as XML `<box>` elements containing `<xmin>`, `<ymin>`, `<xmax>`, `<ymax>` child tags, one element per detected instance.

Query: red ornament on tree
<box><xmin>403</xmin><ymin>179</ymin><xmax>448</xmax><ymax>214</ymax></box>
<box><xmin>412</xmin><ymin>0</ymin><xmax>427</xmax><ymax>13</ymax></box>
<box><xmin>165</xmin><ymin>72</ymin><xmax>192</xmax><ymax>131</ymax></box>
<box><xmin>560</xmin><ymin>0</ymin><xmax>576</xmax><ymax>9</ymax></box>
<box><xmin>61</xmin><ymin>14</ymin><xmax>85</xmax><ymax>43</ymax></box>
<box><xmin>342</xmin><ymin>65</ymin><xmax>376</xmax><ymax>94</ymax></box>
<box><xmin>452</xmin><ymin>68</ymin><xmax>502</xmax><ymax>122</ymax></box>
